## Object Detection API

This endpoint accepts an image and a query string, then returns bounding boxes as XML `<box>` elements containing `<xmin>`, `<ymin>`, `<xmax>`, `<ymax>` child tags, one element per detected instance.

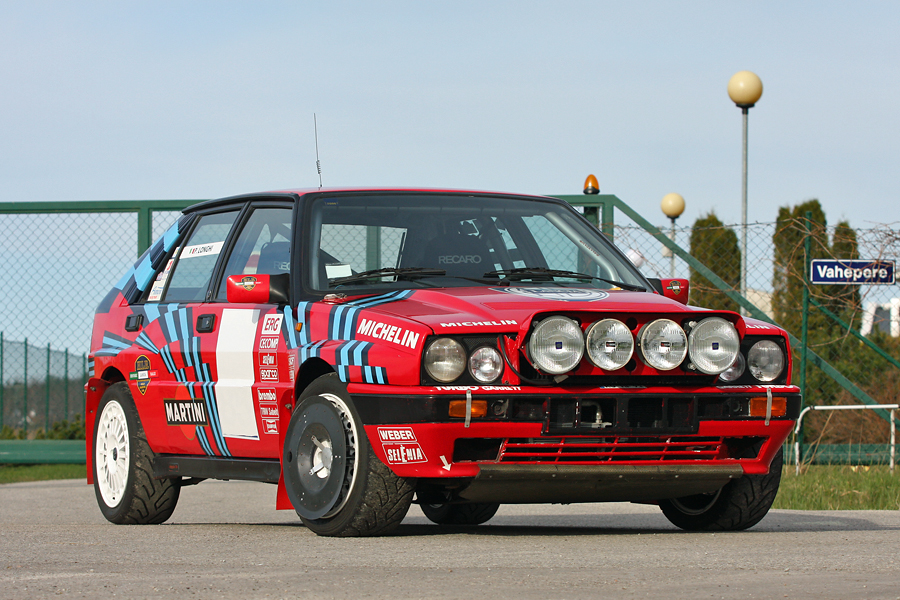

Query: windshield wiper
<box><xmin>483</xmin><ymin>268</ymin><xmax>646</xmax><ymax>291</ymax></box>
<box><xmin>330</xmin><ymin>267</ymin><xmax>447</xmax><ymax>286</ymax></box>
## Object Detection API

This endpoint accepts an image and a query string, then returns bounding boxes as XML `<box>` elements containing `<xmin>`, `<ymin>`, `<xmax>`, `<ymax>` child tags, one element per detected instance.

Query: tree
<box><xmin>688</xmin><ymin>212</ymin><xmax>740</xmax><ymax>312</ymax></box>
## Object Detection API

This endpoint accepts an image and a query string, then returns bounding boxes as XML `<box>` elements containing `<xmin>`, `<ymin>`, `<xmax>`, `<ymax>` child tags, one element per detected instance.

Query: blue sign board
<box><xmin>810</xmin><ymin>259</ymin><xmax>895</xmax><ymax>285</ymax></box>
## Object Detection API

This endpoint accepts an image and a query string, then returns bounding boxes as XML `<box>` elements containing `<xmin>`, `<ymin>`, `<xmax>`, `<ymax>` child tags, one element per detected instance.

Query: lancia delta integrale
<box><xmin>86</xmin><ymin>189</ymin><xmax>799</xmax><ymax>536</ymax></box>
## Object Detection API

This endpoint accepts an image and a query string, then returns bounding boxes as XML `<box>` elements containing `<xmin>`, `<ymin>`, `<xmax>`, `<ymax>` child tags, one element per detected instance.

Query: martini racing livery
<box><xmin>87</xmin><ymin>188</ymin><xmax>800</xmax><ymax>536</ymax></box>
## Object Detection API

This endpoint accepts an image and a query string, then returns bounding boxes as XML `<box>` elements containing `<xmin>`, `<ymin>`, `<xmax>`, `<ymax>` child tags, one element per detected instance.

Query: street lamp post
<box><xmin>660</xmin><ymin>193</ymin><xmax>685</xmax><ymax>278</ymax></box>
<box><xmin>728</xmin><ymin>70</ymin><xmax>763</xmax><ymax>315</ymax></box>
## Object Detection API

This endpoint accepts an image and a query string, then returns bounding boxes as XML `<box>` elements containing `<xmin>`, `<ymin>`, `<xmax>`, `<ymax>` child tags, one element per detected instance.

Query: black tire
<box><xmin>283</xmin><ymin>373</ymin><xmax>415</xmax><ymax>536</ymax></box>
<box><xmin>420</xmin><ymin>502</ymin><xmax>500</xmax><ymax>526</ymax></box>
<box><xmin>659</xmin><ymin>447</ymin><xmax>783</xmax><ymax>531</ymax></box>
<box><xmin>92</xmin><ymin>382</ymin><xmax>180</xmax><ymax>524</ymax></box>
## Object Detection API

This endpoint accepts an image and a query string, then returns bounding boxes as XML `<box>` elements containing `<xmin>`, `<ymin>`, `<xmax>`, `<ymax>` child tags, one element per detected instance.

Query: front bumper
<box><xmin>357</xmin><ymin>385</ymin><xmax>798</xmax><ymax>502</ymax></box>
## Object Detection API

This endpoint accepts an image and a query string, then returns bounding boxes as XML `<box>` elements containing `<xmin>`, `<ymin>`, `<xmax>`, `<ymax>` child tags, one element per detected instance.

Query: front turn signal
<box><xmin>749</xmin><ymin>396</ymin><xmax>787</xmax><ymax>418</ymax></box>
<box><xmin>449</xmin><ymin>400</ymin><xmax>488</xmax><ymax>419</ymax></box>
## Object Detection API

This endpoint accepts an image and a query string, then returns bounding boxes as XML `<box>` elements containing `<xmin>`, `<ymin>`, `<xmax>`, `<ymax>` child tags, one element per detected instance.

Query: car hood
<box><xmin>350</xmin><ymin>286</ymin><xmax>738</xmax><ymax>336</ymax></box>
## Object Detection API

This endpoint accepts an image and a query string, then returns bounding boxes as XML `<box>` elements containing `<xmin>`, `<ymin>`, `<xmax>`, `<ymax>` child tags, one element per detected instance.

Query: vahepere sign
<box><xmin>810</xmin><ymin>259</ymin><xmax>895</xmax><ymax>285</ymax></box>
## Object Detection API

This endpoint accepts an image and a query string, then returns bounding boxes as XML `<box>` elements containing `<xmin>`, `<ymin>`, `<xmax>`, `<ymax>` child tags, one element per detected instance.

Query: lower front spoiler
<box><xmin>454</xmin><ymin>463</ymin><xmax>745</xmax><ymax>504</ymax></box>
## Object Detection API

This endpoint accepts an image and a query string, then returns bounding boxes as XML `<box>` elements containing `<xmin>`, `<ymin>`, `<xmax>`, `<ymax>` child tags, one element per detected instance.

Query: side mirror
<box><xmin>647</xmin><ymin>278</ymin><xmax>690</xmax><ymax>305</ymax></box>
<box><xmin>226</xmin><ymin>274</ymin><xmax>290</xmax><ymax>304</ymax></box>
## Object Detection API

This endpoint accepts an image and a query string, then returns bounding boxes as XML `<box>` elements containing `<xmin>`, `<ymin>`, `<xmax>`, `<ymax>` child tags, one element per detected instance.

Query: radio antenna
<box><xmin>314</xmin><ymin>113</ymin><xmax>323</xmax><ymax>189</ymax></box>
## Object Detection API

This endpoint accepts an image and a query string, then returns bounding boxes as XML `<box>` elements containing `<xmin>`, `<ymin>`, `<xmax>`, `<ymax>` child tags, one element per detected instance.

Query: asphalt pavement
<box><xmin>1</xmin><ymin>478</ymin><xmax>898</xmax><ymax>599</ymax></box>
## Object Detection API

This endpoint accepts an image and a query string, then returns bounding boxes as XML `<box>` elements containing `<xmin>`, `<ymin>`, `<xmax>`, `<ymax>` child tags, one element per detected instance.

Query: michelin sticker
<box><xmin>493</xmin><ymin>287</ymin><xmax>609</xmax><ymax>302</ymax></box>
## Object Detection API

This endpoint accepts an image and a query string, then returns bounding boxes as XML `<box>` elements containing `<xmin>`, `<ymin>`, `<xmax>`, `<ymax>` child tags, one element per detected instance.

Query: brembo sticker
<box><xmin>492</xmin><ymin>287</ymin><xmax>609</xmax><ymax>302</ymax></box>
<box><xmin>377</xmin><ymin>427</ymin><xmax>427</xmax><ymax>465</ymax></box>
<box><xmin>257</xmin><ymin>388</ymin><xmax>279</xmax><ymax>434</ymax></box>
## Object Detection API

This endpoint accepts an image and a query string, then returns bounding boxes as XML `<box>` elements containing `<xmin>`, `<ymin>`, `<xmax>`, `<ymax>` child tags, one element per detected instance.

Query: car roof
<box><xmin>183</xmin><ymin>187</ymin><xmax>561</xmax><ymax>213</ymax></box>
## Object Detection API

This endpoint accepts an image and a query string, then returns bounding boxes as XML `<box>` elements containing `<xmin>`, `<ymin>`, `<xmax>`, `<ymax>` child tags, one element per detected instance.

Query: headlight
<box><xmin>687</xmin><ymin>317</ymin><xmax>740</xmax><ymax>375</ymax></box>
<box><xmin>469</xmin><ymin>346</ymin><xmax>503</xmax><ymax>383</ymax></box>
<box><xmin>424</xmin><ymin>338</ymin><xmax>466</xmax><ymax>382</ymax></box>
<box><xmin>585</xmin><ymin>319</ymin><xmax>634</xmax><ymax>370</ymax></box>
<box><xmin>637</xmin><ymin>319</ymin><xmax>687</xmax><ymax>371</ymax></box>
<box><xmin>748</xmin><ymin>340</ymin><xmax>784</xmax><ymax>382</ymax></box>
<box><xmin>528</xmin><ymin>316</ymin><xmax>584</xmax><ymax>375</ymax></box>
<box><xmin>718</xmin><ymin>353</ymin><xmax>746</xmax><ymax>382</ymax></box>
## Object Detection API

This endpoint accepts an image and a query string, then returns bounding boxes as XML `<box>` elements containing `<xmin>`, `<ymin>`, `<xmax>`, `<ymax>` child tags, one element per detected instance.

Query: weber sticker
<box><xmin>377</xmin><ymin>427</ymin><xmax>427</xmax><ymax>465</ymax></box>
<box><xmin>129</xmin><ymin>355</ymin><xmax>157</xmax><ymax>395</ymax></box>
<box><xmin>164</xmin><ymin>399</ymin><xmax>209</xmax><ymax>426</ymax></box>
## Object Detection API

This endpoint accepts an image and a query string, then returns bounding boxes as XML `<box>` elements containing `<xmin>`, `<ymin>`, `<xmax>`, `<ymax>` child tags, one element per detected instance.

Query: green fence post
<box><xmin>1</xmin><ymin>331</ymin><xmax>4</xmax><ymax>430</ymax></box>
<box><xmin>137</xmin><ymin>205</ymin><xmax>152</xmax><ymax>257</ymax></box>
<box><xmin>365</xmin><ymin>226</ymin><xmax>382</xmax><ymax>271</ymax></box>
<box><xmin>45</xmin><ymin>343</ymin><xmax>51</xmax><ymax>432</ymax></box>
<box><xmin>23</xmin><ymin>337</ymin><xmax>28</xmax><ymax>435</ymax></box>
<box><xmin>797</xmin><ymin>213</ymin><xmax>812</xmax><ymax>464</ymax></box>
<box><xmin>64</xmin><ymin>349</ymin><xmax>69</xmax><ymax>421</ymax></box>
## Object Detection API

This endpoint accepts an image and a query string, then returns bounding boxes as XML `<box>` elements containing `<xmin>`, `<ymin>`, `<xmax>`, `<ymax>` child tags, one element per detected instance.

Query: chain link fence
<box><xmin>617</xmin><ymin>214</ymin><xmax>900</xmax><ymax>455</ymax></box>
<box><xmin>0</xmin><ymin>203</ymin><xmax>185</xmax><ymax>437</ymax></box>
<box><xmin>2</xmin><ymin>197</ymin><xmax>898</xmax><ymax>455</ymax></box>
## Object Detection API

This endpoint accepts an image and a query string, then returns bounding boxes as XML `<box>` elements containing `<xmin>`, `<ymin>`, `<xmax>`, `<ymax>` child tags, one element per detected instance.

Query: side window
<box><xmin>161</xmin><ymin>211</ymin><xmax>239</xmax><ymax>303</ymax></box>
<box><xmin>215</xmin><ymin>207</ymin><xmax>293</xmax><ymax>300</ymax></box>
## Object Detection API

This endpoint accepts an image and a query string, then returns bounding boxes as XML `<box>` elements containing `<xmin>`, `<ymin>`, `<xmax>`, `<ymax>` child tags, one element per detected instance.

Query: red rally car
<box><xmin>86</xmin><ymin>188</ymin><xmax>800</xmax><ymax>536</ymax></box>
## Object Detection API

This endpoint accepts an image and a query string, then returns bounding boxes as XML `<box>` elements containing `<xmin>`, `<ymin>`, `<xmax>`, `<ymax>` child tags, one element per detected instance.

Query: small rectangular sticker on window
<box><xmin>325</xmin><ymin>263</ymin><xmax>352</xmax><ymax>279</ymax></box>
<box><xmin>180</xmin><ymin>241</ymin><xmax>224</xmax><ymax>259</ymax></box>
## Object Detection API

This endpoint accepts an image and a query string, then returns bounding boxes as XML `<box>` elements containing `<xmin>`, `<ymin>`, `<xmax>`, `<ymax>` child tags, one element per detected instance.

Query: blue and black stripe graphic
<box><xmin>87</xmin><ymin>358</ymin><xmax>95</xmax><ymax>378</ymax></box>
<box><xmin>96</xmin><ymin>332</ymin><xmax>135</xmax><ymax>357</ymax></box>
<box><xmin>292</xmin><ymin>290</ymin><xmax>413</xmax><ymax>383</ymax></box>
<box><xmin>97</xmin><ymin>217</ymin><xmax>189</xmax><ymax>313</ymax></box>
<box><xmin>152</xmin><ymin>305</ymin><xmax>228</xmax><ymax>457</ymax></box>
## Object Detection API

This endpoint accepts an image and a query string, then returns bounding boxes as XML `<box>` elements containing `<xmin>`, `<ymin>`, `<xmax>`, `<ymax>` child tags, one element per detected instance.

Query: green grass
<box><xmin>774</xmin><ymin>465</ymin><xmax>900</xmax><ymax>510</ymax></box>
<box><xmin>0</xmin><ymin>463</ymin><xmax>86</xmax><ymax>484</ymax></box>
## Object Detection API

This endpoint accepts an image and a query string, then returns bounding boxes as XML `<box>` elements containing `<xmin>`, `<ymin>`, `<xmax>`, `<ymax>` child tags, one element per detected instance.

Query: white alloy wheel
<box><xmin>95</xmin><ymin>399</ymin><xmax>131</xmax><ymax>508</ymax></box>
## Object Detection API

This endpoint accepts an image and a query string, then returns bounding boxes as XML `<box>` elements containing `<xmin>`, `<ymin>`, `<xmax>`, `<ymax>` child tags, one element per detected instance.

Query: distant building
<box><xmin>746</xmin><ymin>289</ymin><xmax>774</xmax><ymax>320</ymax></box>
<box><xmin>860</xmin><ymin>299</ymin><xmax>900</xmax><ymax>337</ymax></box>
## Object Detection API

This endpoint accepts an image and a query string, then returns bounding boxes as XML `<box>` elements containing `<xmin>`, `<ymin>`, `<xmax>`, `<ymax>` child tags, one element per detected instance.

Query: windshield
<box><xmin>307</xmin><ymin>193</ymin><xmax>648</xmax><ymax>292</ymax></box>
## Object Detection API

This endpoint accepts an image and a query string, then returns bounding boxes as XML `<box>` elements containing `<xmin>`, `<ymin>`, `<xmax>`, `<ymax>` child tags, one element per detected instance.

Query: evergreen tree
<box><xmin>688</xmin><ymin>212</ymin><xmax>740</xmax><ymax>312</ymax></box>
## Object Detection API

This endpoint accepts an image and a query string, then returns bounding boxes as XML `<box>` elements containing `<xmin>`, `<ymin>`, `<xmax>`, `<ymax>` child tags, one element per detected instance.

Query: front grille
<box><xmin>499</xmin><ymin>436</ymin><xmax>724</xmax><ymax>464</ymax></box>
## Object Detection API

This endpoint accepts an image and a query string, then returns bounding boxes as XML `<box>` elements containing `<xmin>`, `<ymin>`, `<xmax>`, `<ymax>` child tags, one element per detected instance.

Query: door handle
<box><xmin>196</xmin><ymin>314</ymin><xmax>216</xmax><ymax>333</ymax></box>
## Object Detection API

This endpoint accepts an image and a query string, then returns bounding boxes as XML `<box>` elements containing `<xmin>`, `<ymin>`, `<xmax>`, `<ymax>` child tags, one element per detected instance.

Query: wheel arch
<box><xmin>294</xmin><ymin>357</ymin><xmax>335</xmax><ymax>398</ymax></box>
<box><xmin>84</xmin><ymin>368</ymin><xmax>126</xmax><ymax>485</ymax></box>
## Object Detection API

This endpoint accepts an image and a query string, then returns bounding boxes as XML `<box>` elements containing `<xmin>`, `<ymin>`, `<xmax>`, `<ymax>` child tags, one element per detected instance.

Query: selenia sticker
<box><xmin>240</xmin><ymin>276</ymin><xmax>258</xmax><ymax>291</ymax></box>
<box><xmin>377</xmin><ymin>427</ymin><xmax>427</xmax><ymax>464</ymax></box>
<box><xmin>493</xmin><ymin>287</ymin><xmax>610</xmax><ymax>302</ymax></box>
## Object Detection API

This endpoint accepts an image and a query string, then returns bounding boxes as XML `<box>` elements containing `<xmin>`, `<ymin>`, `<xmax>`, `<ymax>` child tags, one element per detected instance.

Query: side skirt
<box><xmin>153</xmin><ymin>455</ymin><xmax>281</xmax><ymax>484</ymax></box>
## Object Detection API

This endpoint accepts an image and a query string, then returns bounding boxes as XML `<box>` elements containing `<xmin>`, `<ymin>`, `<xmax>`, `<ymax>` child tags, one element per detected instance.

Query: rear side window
<box><xmin>162</xmin><ymin>211</ymin><xmax>239</xmax><ymax>302</ymax></box>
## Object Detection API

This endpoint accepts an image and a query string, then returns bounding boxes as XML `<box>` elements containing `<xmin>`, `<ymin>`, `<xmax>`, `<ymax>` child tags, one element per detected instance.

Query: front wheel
<box><xmin>282</xmin><ymin>374</ymin><xmax>415</xmax><ymax>536</ymax></box>
<box><xmin>93</xmin><ymin>382</ymin><xmax>180</xmax><ymax>524</ymax></box>
<box><xmin>659</xmin><ymin>447</ymin><xmax>783</xmax><ymax>531</ymax></box>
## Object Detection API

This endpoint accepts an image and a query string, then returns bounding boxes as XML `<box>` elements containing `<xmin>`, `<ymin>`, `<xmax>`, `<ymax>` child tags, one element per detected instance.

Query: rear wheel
<box><xmin>659</xmin><ymin>447</ymin><xmax>783</xmax><ymax>531</ymax></box>
<box><xmin>93</xmin><ymin>382</ymin><xmax>180</xmax><ymax>524</ymax></box>
<box><xmin>420</xmin><ymin>502</ymin><xmax>500</xmax><ymax>526</ymax></box>
<box><xmin>282</xmin><ymin>374</ymin><xmax>415</xmax><ymax>536</ymax></box>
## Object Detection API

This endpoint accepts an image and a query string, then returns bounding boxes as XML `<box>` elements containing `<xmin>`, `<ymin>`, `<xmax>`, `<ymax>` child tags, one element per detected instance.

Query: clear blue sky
<box><xmin>2</xmin><ymin>1</ymin><xmax>898</xmax><ymax>229</ymax></box>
